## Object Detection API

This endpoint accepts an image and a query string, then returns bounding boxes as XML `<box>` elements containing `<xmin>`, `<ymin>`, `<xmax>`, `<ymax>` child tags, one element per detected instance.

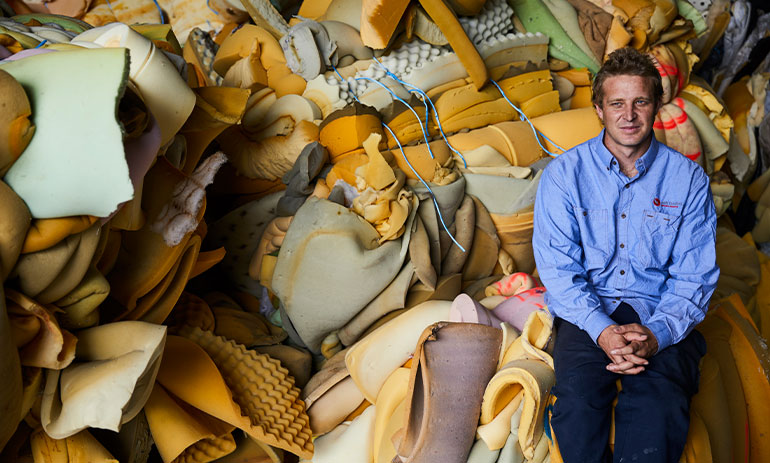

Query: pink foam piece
<box><xmin>450</xmin><ymin>293</ymin><xmax>504</xmax><ymax>327</ymax></box>
<box><xmin>491</xmin><ymin>287</ymin><xmax>547</xmax><ymax>331</ymax></box>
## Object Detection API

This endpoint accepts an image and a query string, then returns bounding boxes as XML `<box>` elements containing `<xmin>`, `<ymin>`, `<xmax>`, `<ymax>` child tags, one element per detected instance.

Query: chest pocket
<box><xmin>639</xmin><ymin>209</ymin><xmax>681</xmax><ymax>268</ymax></box>
<box><xmin>574</xmin><ymin>207</ymin><xmax>609</xmax><ymax>266</ymax></box>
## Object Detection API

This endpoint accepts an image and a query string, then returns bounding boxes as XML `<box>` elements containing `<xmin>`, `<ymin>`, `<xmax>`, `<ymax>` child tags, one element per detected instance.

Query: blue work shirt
<box><xmin>533</xmin><ymin>130</ymin><xmax>719</xmax><ymax>352</ymax></box>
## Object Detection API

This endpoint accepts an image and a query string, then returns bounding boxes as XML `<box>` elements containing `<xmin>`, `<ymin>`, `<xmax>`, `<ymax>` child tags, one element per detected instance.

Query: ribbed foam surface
<box><xmin>176</xmin><ymin>433</ymin><xmax>236</xmax><ymax>463</ymax></box>
<box><xmin>179</xmin><ymin>327</ymin><xmax>314</xmax><ymax>459</ymax></box>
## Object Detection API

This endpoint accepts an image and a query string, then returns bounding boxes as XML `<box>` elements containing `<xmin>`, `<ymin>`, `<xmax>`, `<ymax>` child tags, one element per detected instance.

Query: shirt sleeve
<box><xmin>533</xmin><ymin>164</ymin><xmax>616</xmax><ymax>344</ymax></box>
<box><xmin>645</xmin><ymin>170</ymin><xmax>719</xmax><ymax>352</ymax></box>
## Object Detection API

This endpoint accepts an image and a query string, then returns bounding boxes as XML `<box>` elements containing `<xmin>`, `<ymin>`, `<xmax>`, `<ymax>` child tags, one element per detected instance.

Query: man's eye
<box><xmin>611</xmin><ymin>102</ymin><xmax>622</xmax><ymax>107</ymax></box>
<box><xmin>635</xmin><ymin>100</ymin><xmax>649</xmax><ymax>106</ymax></box>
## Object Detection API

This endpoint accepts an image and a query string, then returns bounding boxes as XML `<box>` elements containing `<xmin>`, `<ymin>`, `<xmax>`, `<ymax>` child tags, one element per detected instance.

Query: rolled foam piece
<box><xmin>0</xmin><ymin>286</ymin><xmax>22</xmax><ymax>451</ymax></box>
<box><xmin>72</xmin><ymin>23</ymin><xmax>196</xmax><ymax>145</ymax></box>
<box><xmin>5</xmin><ymin>289</ymin><xmax>77</xmax><ymax>370</ymax></box>
<box><xmin>480</xmin><ymin>359</ymin><xmax>555</xmax><ymax>460</ymax></box>
<box><xmin>2</xmin><ymin>48</ymin><xmax>133</xmax><ymax>218</ymax></box>
<box><xmin>0</xmin><ymin>180</ymin><xmax>30</xmax><ymax>281</ymax></box>
<box><xmin>345</xmin><ymin>300</ymin><xmax>453</xmax><ymax>403</ymax></box>
<box><xmin>393</xmin><ymin>322</ymin><xmax>502</xmax><ymax>463</ymax></box>
<box><xmin>40</xmin><ymin>321</ymin><xmax>167</xmax><ymax>439</ymax></box>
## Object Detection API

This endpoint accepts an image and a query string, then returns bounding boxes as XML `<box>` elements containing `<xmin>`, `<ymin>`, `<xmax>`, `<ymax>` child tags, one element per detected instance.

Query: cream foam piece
<box><xmin>480</xmin><ymin>359</ymin><xmax>554</xmax><ymax>460</ymax></box>
<box><xmin>272</xmin><ymin>197</ymin><xmax>416</xmax><ymax>353</ymax></box>
<box><xmin>345</xmin><ymin>300</ymin><xmax>452</xmax><ymax>403</ymax></box>
<box><xmin>373</xmin><ymin>368</ymin><xmax>410</xmax><ymax>462</ymax></box>
<box><xmin>300</xmin><ymin>405</ymin><xmax>376</xmax><ymax>463</ymax></box>
<box><xmin>476</xmin><ymin>393</ymin><xmax>523</xmax><ymax>451</ymax></box>
<box><xmin>72</xmin><ymin>23</ymin><xmax>195</xmax><ymax>145</ymax></box>
<box><xmin>462</xmin><ymin>171</ymin><xmax>542</xmax><ymax>216</ymax></box>
<box><xmin>2</xmin><ymin>48</ymin><xmax>133</xmax><ymax>218</ymax></box>
<box><xmin>500</xmin><ymin>309</ymin><xmax>554</xmax><ymax>368</ymax></box>
<box><xmin>458</xmin><ymin>0</ymin><xmax>514</xmax><ymax>45</ymax></box>
<box><xmin>498</xmin><ymin>322</ymin><xmax>520</xmax><ymax>370</ymax></box>
<box><xmin>41</xmin><ymin>321</ymin><xmax>167</xmax><ymax>439</ymax></box>
<box><xmin>243</xmin><ymin>94</ymin><xmax>322</xmax><ymax>141</ymax></box>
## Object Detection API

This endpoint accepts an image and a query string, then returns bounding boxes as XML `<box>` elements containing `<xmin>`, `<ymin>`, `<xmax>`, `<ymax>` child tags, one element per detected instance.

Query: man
<box><xmin>533</xmin><ymin>47</ymin><xmax>719</xmax><ymax>462</ymax></box>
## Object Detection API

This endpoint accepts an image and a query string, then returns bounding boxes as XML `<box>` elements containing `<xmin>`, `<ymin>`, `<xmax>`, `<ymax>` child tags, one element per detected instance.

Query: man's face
<box><xmin>594</xmin><ymin>75</ymin><xmax>659</xmax><ymax>153</ymax></box>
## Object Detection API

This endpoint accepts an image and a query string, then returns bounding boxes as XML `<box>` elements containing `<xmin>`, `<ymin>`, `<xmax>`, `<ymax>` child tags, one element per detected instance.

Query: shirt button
<box><xmin>620</xmin><ymin>270</ymin><xmax>626</xmax><ymax>275</ymax></box>
<box><xmin>583</xmin><ymin>211</ymin><xmax>588</xmax><ymax>216</ymax></box>
<box><xmin>620</xmin><ymin>243</ymin><xmax>625</xmax><ymax>248</ymax></box>
<box><xmin>611</xmin><ymin>160</ymin><xmax>616</xmax><ymax>165</ymax></box>
<box><xmin>621</xmin><ymin>213</ymin><xmax>627</xmax><ymax>219</ymax></box>
<box><xmin>625</xmin><ymin>184</ymin><xmax>631</xmax><ymax>189</ymax></box>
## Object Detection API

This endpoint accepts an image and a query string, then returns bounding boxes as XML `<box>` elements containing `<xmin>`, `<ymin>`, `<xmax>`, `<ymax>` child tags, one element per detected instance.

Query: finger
<box><xmin>615</xmin><ymin>365</ymin><xmax>646</xmax><ymax>375</ymax></box>
<box><xmin>606</xmin><ymin>360</ymin><xmax>637</xmax><ymax>372</ymax></box>
<box><xmin>610</xmin><ymin>345</ymin><xmax>637</xmax><ymax>356</ymax></box>
<box><xmin>622</xmin><ymin>353</ymin><xmax>649</xmax><ymax>365</ymax></box>
<box><xmin>614</xmin><ymin>323</ymin><xmax>645</xmax><ymax>333</ymax></box>
<box><xmin>620</xmin><ymin>332</ymin><xmax>648</xmax><ymax>342</ymax></box>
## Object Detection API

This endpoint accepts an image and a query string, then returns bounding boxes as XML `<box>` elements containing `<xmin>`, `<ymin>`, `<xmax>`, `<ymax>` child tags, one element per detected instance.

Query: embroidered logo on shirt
<box><xmin>653</xmin><ymin>198</ymin><xmax>682</xmax><ymax>209</ymax></box>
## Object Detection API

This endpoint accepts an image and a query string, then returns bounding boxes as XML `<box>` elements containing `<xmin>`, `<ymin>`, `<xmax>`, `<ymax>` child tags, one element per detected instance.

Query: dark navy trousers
<box><xmin>550</xmin><ymin>303</ymin><xmax>706</xmax><ymax>463</ymax></box>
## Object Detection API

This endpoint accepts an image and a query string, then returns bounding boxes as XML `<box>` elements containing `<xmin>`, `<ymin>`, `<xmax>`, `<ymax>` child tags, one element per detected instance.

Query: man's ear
<box><xmin>594</xmin><ymin>103</ymin><xmax>604</xmax><ymax>121</ymax></box>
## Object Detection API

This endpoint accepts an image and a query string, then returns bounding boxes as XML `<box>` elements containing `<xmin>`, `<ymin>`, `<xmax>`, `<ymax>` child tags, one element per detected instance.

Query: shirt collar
<box><xmin>593</xmin><ymin>129</ymin><xmax>660</xmax><ymax>175</ymax></box>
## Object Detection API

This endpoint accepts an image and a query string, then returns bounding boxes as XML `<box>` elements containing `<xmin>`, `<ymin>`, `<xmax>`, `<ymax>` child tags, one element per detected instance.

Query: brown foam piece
<box><xmin>210</xmin><ymin>299</ymin><xmax>287</xmax><ymax>347</ymax></box>
<box><xmin>49</xmin><ymin>266</ymin><xmax>109</xmax><ymax>330</ymax></box>
<box><xmin>126</xmin><ymin>234</ymin><xmax>202</xmax><ymax>325</ymax></box>
<box><xmin>490</xmin><ymin>206</ymin><xmax>535</xmax><ymax>274</ymax></box>
<box><xmin>179</xmin><ymin>86</ymin><xmax>251</xmax><ymax>175</ymax></box>
<box><xmin>5</xmin><ymin>289</ymin><xmax>77</xmax><ymax>370</ymax></box>
<box><xmin>0</xmin><ymin>180</ymin><xmax>30</xmax><ymax>281</ymax></box>
<box><xmin>0</xmin><ymin>286</ymin><xmax>23</xmax><ymax>452</ymax></box>
<box><xmin>107</xmin><ymin>158</ymin><xmax>203</xmax><ymax>319</ymax></box>
<box><xmin>254</xmin><ymin>344</ymin><xmax>313</xmax><ymax>389</ymax></box>
<box><xmin>462</xmin><ymin>196</ymin><xmax>501</xmax><ymax>281</ymax></box>
<box><xmin>394</xmin><ymin>322</ymin><xmax>501</xmax><ymax>463</ymax></box>
<box><xmin>167</xmin><ymin>292</ymin><xmax>216</xmax><ymax>333</ymax></box>
<box><xmin>178</xmin><ymin>327</ymin><xmax>313</xmax><ymax>459</ymax></box>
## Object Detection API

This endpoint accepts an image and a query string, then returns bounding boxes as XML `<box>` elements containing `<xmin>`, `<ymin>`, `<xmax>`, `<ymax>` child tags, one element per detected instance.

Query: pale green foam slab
<box><xmin>1</xmin><ymin>48</ymin><xmax>132</xmax><ymax>218</ymax></box>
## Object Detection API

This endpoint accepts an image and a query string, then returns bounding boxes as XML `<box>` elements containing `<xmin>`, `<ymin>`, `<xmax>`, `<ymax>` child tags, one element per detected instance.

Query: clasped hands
<box><xmin>597</xmin><ymin>324</ymin><xmax>658</xmax><ymax>375</ymax></box>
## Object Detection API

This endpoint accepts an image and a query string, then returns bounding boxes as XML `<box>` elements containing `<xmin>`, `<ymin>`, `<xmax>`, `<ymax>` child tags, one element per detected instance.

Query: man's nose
<box><xmin>623</xmin><ymin>105</ymin><xmax>636</xmax><ymax>121</ymax></box>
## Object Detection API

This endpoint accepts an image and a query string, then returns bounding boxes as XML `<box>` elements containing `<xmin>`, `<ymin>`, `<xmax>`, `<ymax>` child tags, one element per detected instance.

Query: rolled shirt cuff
<box><xmin>583</xmin><ymin>310</ymin><xmax>617</xmax><ymax>345</ymax></box>
<box><xmin>645</xmin><ymin>319</ymin><xmax>673</xmax><ymax>353</ymax></box>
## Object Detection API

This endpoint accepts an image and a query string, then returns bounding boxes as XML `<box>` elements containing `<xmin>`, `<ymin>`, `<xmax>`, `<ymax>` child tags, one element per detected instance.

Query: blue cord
<box><xmin>371</xmin><ymin>56</ymin><xmax>469</xmax><ymax>168</ymax></box>
<box><xmin>382</xmin><ymin>123</ymin><xmax>466</xmax><ymax>253</ymax></box>
<box><xmin>354</xmin><ymin>75</ymin><xmax>436</xmax><ymax>160</ymax></box>
<box><xmin>488</xmin><ymin>78</ymin><xmax>566</xmax><ymax>156</ymax></box>
<box><xmin>34</xmin><ymin>39</ymin><xmax>48</xmax><ymax>48</ymax></box>
<box><xmin>206</xmin><ymin>0</ymin><xmax>220</xmax><ymax>15</ymax></box>
<box><xmin>329</xmin><ymin>63</ymin><xmax>466</xmax><ymax>253</ymax></box>
<box><xmin>151</xmin><ymin>0</ymin><xmax>165</xmax><ymax>23</ymax></box>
